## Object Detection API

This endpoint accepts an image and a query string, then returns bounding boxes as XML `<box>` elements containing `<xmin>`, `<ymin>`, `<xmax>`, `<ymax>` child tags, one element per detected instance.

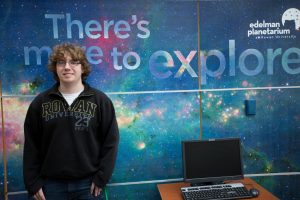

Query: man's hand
<box><xmin>34</xmin><ymin>188</ymin><xmax>46</xmax><ymax>200</ymax></box>
<box><xmin>90</xmin><ymin>182</ymin><xmax>102</xmax><ymax>197</ymax></box>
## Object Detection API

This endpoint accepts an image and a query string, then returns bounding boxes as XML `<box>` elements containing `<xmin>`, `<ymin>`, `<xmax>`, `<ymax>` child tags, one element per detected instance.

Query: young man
<box><xmin>23</xmin><ymin>43</ymin><xmax>119</xmax><ymax>200</ymax></box>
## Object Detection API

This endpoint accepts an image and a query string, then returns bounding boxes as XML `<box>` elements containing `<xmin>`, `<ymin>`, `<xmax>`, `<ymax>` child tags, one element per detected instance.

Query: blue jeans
<box><xmin>31</xmin><ymin>178</ymin><xmax>105</xmax><ymax>200</ymax></box>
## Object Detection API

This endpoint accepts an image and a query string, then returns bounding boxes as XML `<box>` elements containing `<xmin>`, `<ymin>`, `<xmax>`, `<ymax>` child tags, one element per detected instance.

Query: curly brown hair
<box><xmin>48</xmin><ymin>43</ymin><xmax>91</xmax><ymax>81</ymax></box>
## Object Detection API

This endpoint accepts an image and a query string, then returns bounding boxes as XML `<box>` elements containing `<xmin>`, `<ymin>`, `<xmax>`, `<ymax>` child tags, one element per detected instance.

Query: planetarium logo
<box><xmin>247</xmin><ymin>8</ymin><xmax>299</xmax><ymax>40</ymax></box>
<box><xmin>282</xmin><ymin>8</ymin><xmax>300</xmax><ymax>31</ymax></box>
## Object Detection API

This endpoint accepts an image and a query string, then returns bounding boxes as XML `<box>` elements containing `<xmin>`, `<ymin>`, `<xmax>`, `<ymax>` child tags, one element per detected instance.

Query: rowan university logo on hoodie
<box><xmin>42</xmin><ymin>100</ymin><xmax>97</xmax><ymax>131</ymax></box>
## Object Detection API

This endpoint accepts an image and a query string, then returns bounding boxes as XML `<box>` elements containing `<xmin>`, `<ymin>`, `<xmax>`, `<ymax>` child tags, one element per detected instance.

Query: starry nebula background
<box><xmin>0</xmin><ymin>0</ymin><xmax>299</xmax><ymax>199</ymax></box>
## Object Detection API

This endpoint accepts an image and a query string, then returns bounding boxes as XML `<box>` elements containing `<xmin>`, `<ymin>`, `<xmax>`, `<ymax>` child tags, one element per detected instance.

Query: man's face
<box><xmin>56</xmin><ymin>53</ymin><xmax>83</xmax><ymax>85</ymax></box>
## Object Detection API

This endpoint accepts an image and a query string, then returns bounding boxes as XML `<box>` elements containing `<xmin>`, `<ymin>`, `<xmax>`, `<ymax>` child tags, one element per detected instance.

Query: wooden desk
<box><xmin>157</xmin><ymin>177</ymin><xmax>279</xmax><ymax>200</ymax></box>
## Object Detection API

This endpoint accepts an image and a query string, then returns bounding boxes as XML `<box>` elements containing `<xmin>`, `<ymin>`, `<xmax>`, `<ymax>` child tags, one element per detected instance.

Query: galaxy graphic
<box><xmin>0</xmin><ymin>0</ymin><xmax>300</xmax><ymax>200</ymax></box>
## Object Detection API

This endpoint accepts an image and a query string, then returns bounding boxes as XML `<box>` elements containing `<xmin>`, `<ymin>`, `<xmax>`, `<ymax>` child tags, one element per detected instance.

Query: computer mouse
<box><xmin>249</xmin><ymin>188</ymin><xmax>260</xmax><ymax>197</ymax></box>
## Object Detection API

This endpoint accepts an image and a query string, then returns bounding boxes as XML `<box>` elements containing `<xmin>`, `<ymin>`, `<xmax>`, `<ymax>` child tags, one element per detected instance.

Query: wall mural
<box><xmin>0</xmin><ymin>0</ymin><xmax>299</xmax><ymax>199</ymax></box>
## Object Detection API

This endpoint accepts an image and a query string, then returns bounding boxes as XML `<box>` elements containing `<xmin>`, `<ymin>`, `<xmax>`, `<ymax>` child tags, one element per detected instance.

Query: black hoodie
<box><xmin>23</xmin><ymin>83</ymin><xmax>119</xmax><ymax>195</ymax></box>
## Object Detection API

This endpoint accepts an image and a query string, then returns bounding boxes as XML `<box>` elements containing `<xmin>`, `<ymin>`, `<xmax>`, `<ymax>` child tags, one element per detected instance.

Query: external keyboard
<box><xmin>181</xmin><ymin>182</ymin><xmax>253</xmax><ymax>200</ymax></box>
